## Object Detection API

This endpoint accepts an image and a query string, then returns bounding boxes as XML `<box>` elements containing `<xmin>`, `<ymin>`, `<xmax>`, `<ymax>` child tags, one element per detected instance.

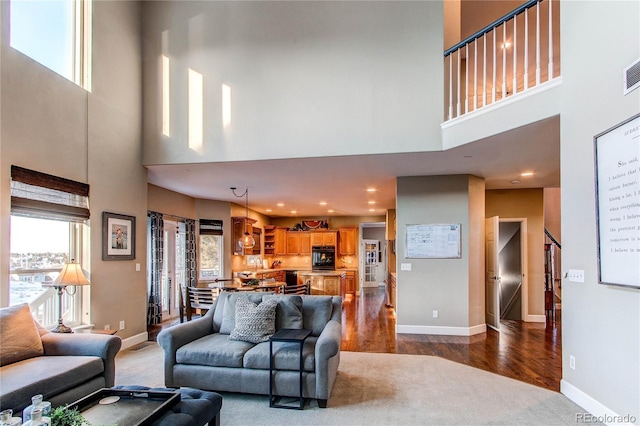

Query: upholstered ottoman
<box><xmin>113</xmin><ymin>386</ymin><xmax>222</xmax><ymax>426</ymax></box>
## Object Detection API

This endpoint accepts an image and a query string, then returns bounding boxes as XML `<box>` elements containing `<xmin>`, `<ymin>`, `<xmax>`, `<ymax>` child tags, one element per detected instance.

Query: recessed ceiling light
<box><xmin>328</xmin><ymin>209</ymin><xmax>334</xmax><ymax>213</ymax></box>
<box><xmin>320</xmin><ymin>201</ymin><xmax>327</xmax><ymax>206</ymax></box>
<box><xmin>291</xmin><ymin>210</ymin><xmax>297</xmax><ymax>214</ymax></box>
<box><xmin>277</xmin><ymin>203</ymin><xmax>284</xmax><ymax>207</ymax></box>
<box><xmin>369</xmin><ymin>208</ymin><xmax>376</xmax><ymax>212</ymax></box>
<box><xmin>367</xmin><ymin>188</ymin><xmax>376</xmax><ymax>193</ymax></box>
<box><xmin>520</xmin><ymin>172</ymin><xmax>534</xmax><ymax>177</ymax></box>
<box><xmin>511</xmin><ymin>180</ymin><xmax>520</xmax><ymax>184</ymax></box>
<box><xmin>368</xmin><ymin>201</ymin><xmax>376</xmax><ymax>205</ymax></box>
<box><xmin>265</xmin><ymin>208</ymin><xmax>272</xmax><ymax>212</ymax></box>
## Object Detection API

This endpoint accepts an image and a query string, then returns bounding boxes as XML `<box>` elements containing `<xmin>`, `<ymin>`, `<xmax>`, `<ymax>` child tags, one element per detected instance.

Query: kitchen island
<box><xmin>299</xmin><ymin>271</ymin><xmax>346</xmax><ymax>297</ymax></box>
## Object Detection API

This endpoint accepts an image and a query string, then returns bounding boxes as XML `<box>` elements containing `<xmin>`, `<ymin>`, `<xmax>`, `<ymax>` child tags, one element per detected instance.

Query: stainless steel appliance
<box><xmin>312</xmin><ymin>246</ymin><xmax>336</xmax><ymax>271</ymax></box>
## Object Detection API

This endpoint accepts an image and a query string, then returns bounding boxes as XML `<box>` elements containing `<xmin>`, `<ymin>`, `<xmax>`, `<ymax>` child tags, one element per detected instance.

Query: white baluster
<box><xmin>536</xmin><ymin>1</ymin><xmax>541</xmax><ymax>85</ymax></box>
<box><xmin>473</xmin><ymin>40</ymin><xmax>478</xmax><ymax>111</ymax></box>
<box><xmin>465</xmin><ymin>43</ymin><xmax>469</xmax><ymax>114</ymax></box>
<box><xmin>513</xmin><ymin>15</ymin><xmax>518</xmax><ymax>95</ymax></box>
<box><xmin>448</xmin><ymin>55</ymin><xmax>453</xmax><ymax>120</ymax></box>
<box><xmin>457</xmin><ymin>50</ymin><xmax>461</xmax><ymax>117</ymax></box>
<box><xmin>524</xmin><ymin>8</ymin><xmax>529</xmax><ymax>90</ymax></box>
<box><xmin>548</xmin><ymin>0</ymin><xmax>554</xmax><ymax>80</ymax></box>
<box><xmin>492</xmin><ymin>28</ymin><xmax>497</xmax><ymax>104</ymax></box>
<box><xmin>502</xmin><ymin>23</ymin><xmax>507</xmax><ymax>99</ymax></box>
<box><xmin>483</xmin><ymin>35</ymin><xmax>487</xmax><ymax>107</ymax></box>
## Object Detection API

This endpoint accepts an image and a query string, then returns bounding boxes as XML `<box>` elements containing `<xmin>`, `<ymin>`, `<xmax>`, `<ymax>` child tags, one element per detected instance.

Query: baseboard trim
<box><xmin>560</xmin><ymin>380</ymin><xmax>634</xmax><ymax>425</ymax></box>
<box><xmin>526</xmin><ymin>314</ymin><xmax>546</xmax><ymax>323</ymax></box>
<box><xmin>121</xmin><ymin>332</ymin><xmax>149</xmax><ymax>350</ymax></box>
<box><xmin>396</xmin><ymin>323</ymin><xmax>486</xmax><ymax>336</ymax></box>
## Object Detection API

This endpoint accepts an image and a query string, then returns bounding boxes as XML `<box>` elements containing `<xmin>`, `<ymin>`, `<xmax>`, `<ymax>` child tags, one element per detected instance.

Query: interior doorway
<box><xmin>161</xmin><ymin>220</ymin><xmax>185</xmax><ymax>322</ymax></box>
<box><xmin>359</xmin><ymin>222</ymin><xmax>387</xmax><ymax>290</ymax></box>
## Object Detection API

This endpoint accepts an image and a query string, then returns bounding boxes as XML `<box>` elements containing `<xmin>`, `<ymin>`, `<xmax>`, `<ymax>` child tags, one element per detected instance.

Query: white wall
<box><xmin>0</xmin><ymin>1</ymin><xmax>147</xmax><ymax>339</ymax></box>
<box><xmin>141</xmin><ymin>1</ymin><xmax>444</xmax><ymax>166</ymax></box>
<box><xmin>396</xmin><ymin>175</ymin><xmax>485</xmax><ymax>335</ymax></box>
<box><xmin>560</xmin><ymin>1</ymin><xmax>640</xmax><ymax>420</ymax></box>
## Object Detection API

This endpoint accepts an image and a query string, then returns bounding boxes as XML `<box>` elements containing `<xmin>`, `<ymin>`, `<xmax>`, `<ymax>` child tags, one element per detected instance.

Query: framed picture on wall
<box><xmin>102</xmin><ymin>211</ymin><xmax>136</xmax><ymax>260</ymax></box>
<box><xmin>594</xmin><ymin>113</ymin><xmax>640</xmax><ymax>288</ymax></box>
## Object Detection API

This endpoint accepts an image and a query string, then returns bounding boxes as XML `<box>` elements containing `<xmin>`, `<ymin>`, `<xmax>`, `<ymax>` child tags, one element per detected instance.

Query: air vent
<box><xmin>623</xmin><ymin>58</ymin><xmax>640</xmax><ymax>95</ymax></box>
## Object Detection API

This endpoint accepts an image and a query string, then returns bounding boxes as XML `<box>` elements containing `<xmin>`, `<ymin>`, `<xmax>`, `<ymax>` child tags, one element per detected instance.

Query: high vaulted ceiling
<box><xmin>146</xmin><ymin>116</ymin><xmax>560</xmax><ymax>218</ymax></box>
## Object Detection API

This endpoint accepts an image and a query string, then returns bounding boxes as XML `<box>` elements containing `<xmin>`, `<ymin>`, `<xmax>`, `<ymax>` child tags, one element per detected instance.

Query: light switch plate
<box><xmin>400</xmin><ymin>263</ymin><xmax>412</xmax><ymax>271</ymax></box>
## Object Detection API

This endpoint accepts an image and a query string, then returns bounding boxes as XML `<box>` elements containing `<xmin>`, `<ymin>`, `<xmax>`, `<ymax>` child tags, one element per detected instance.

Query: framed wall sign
<box><xmin>102</xmin><ymin>211</ymin><xmax>136</xmax><ymax>260</ymax></box>
<box><xmin>594</xmin><ymin>113</ymin><xmax>640</xmax><ymax>288</ymax></box>
<box><xmin>406</xmin><ymin>223</ymin><xmax>461</xmax><ymax>259</ymax></box>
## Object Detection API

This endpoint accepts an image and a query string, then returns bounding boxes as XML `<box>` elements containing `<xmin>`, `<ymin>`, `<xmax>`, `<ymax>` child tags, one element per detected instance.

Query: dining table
<box><xmin>208</xmin><ymin>280</ymin><xmax>285</xmax><ymax>293</ymax></box>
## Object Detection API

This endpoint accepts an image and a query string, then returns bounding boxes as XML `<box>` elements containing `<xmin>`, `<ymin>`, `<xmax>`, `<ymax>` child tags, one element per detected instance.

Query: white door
<box><xmin>362</xmin><ymin>240</ymin><xmax>381</xmax><ymax>287</ymax></box>
<box><xmin>162</xmin><ymin>221</ymin><xmax>185</xmax><ymax>321</ymax></box>
<box><xmin>485</xmin><ymin>216</ymin><xmax>501</xmax><ymax>331</ymax></box>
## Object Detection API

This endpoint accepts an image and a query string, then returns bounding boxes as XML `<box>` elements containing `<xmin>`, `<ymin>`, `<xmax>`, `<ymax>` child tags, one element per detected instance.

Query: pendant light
<box><xmin>231</xmin><ymin>187</ymin><xmax>255</xmax><ymax>249</ymax></box>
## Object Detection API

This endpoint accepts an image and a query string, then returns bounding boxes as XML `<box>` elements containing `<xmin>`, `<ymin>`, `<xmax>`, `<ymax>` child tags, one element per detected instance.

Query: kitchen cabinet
<box><xmin>303</xmin><ymin>273</ymin><xmax>344</xmax><ymax>296</ymax></box>
<box><xmin>287</xmin><ymin>231</ymin><xmax>311</xmax><ymax>255</ymax></box>
<box><xmin>338</xmin><ymin>227</ymin><xmax>357</xmax><ymax>256</ymax></box>
<box><xmin>264</xmin><ymin>226</ymin><xmax>287</xmax><ymax>255</ymax></box>
<box><xmin>311</xmin><ymin>231</ymin><xmax>337</xmax><ymax>246</ymax></box>
<box><xmin>232</xmin><ymin>217</ymin><xmax>257</xmax><ymax>255</ymax></box>
<box><xmin>257</xmin><ymin>270</ymin><xmax>285</xmax><ymax>282</ymax></box>
<box><xmin>344</xmin><ymin>270</ymin><xmax>357</xmax><ymax>295</ymax></box>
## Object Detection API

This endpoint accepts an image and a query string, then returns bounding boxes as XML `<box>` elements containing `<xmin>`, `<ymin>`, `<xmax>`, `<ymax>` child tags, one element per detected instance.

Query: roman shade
<box><xmin>10</xmin><ymin>165</ymin><xmax>90</xmax><ymax>222</ymax></box>
<box><xmin>199</xmin><ymin>219</ymin><xmax>223</xmax><ymax>235</ymax></box>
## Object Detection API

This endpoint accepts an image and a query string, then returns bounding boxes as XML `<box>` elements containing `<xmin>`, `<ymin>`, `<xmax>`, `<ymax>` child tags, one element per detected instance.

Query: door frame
<box><xmin>358</xmin><ymin>222</ymin><xmax>387</xmax><ymax>291</ymax></box>
<box><xmin>499</xmin><ymin>218</ymin><xmax>529</xmax><ymax>321</ymax></box>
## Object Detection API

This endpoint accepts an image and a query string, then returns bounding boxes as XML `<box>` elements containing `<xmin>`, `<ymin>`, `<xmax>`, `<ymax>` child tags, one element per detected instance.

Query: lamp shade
<box><xmin>239</xmin><ymin>232</ymin><xmax>256</xmax><ymax>249</ymax></box>
<box><xmin>50</xmin><ymin>262</ymin><xmax>90</xmax><ymax>287</ymax></box>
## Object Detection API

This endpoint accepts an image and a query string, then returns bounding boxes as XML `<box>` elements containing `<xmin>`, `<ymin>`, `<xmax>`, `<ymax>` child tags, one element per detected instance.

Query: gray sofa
<box><xmin>0</xmin><ymin>304</ymin><xmax>122</xmax><ymax>415</ymax></box>
<box><xmin>158</xmin><ymin>292</ymin><xmax>342</xmax><ymax>408</ymax></box>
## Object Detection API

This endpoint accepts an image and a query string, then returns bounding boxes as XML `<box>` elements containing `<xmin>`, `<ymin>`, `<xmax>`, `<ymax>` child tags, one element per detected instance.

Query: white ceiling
<box><xmin>146</xmin><ymin>116</ymin><xmax>560</xmax><ymax>218</ymax></box>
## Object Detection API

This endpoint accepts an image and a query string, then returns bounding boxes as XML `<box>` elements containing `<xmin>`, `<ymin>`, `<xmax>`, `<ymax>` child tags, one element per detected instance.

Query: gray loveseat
<box><xmin>158</xmin><ymin>292</ymin><xmax>342</xmax><ymax>408</ymax></box>
<box><xmin>0</xmin><ymin>304</ymin><xmax>122</xmax><ymax>415</ymax></box>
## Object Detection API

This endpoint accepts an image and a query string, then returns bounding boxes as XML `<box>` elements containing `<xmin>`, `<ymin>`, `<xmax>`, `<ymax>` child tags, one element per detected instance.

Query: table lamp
<box><xmin>43</xmin><ymin>260</ymin><xmax>90</xmax><ymax>333</ymax></box>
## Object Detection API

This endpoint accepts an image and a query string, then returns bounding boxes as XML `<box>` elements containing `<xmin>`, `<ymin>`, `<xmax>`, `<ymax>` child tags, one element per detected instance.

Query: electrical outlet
<box><xmin>432</xmin><ymin>310</ymin><xmax>439</xmax><ymax>318</ymax></box>
<box><xmin>567</xmin><ymin>269</ymin><xmax>585</xmax><ymax>283</ymax></box>
<box><xmin>104</xmin><ymin>324</ymin><xmax>111</xmax><ymax>331</ymax></box>
<box><xmin>119</xmin><ymin>320</ymin><xmax>125</xmax><ymax>330</ymax></box>
<box><xmin>569</xmin><ymin>355</ymin><xmax>576</xmax><ymax>370</ymax></box>
<box><xmin>400</xmin><ymin>263</ymin><xmax>412</xmax><ymax>271</ymax></box>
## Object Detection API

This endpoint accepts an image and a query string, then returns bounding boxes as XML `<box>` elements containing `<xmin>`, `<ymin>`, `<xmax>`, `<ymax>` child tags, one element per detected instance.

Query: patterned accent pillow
<box><xmin>229</xmin><ymin>297</ymin><xmax>278</xmax><ymax>343</ymax></box>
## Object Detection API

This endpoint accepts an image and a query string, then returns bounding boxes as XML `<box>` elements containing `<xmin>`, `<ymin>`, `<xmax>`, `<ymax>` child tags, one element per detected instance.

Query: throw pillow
<box><xmin>262</xmin><ymin>294</ymin><xmax>303</xmax><ymax>330</ymax></box>
<box><xmin>220</xmin><ymin>292</ymin><xmax>265</xmax><ymax>334</ymax></box>
<box><xmin>229</xmin><ymin>298</ymin><xmax>278</xmax><ymax>343</ymax></box>
<box><xmin>0</xmin><ymin>303</ymin><xmax>44</xmax><ymax>366</ymax></box>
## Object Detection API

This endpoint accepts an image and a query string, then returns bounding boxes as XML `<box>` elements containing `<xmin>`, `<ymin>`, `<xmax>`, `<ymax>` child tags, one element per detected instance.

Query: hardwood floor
<box><xmin>341</xmin><ymin>287</ymin><xmax>562</xmax><ymax>392</ymax></box>
<box><xmin>149</xmin><ymin>286</ymin><xmax>562</xmax><ymax>392</ymax></box>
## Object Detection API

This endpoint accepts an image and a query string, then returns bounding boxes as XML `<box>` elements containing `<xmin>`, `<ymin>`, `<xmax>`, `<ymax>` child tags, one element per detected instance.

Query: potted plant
<box><xmin>49</xmin><ymin>407</ymin><xmax>89</xmax><ymax>426</ymax></box>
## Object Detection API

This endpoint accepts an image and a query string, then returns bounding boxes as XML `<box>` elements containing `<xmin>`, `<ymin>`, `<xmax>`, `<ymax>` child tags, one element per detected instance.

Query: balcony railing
<box><xmin>444</xmin><ymin>0</ymin><xmax>560</xmax><ymax>122</ymax></box>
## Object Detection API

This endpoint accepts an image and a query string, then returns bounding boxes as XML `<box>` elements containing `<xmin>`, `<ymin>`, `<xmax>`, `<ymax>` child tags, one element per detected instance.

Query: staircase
<box><xmin>544</xmin><ymin>228</ymin><xmax>561</xmax><ymax>321</ymax></box>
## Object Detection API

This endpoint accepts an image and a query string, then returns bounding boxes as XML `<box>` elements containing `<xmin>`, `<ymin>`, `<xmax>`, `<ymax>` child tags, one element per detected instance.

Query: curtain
<box><xmin>147</xmin><ymin>211</ymin><xmax>164</xmax><ymax>326</ymax></box>
<box><xmin>185</xmin><ymin>219</ymin><xmax>197</xmax><ymax>288</ymax></box>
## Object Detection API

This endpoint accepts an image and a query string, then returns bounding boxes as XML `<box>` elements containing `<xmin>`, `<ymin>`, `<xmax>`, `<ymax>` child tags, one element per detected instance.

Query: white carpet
<box><xmin>115</xmin><ymin>344</ymin><xmax>591</xmax><ymax>425</ymax></box>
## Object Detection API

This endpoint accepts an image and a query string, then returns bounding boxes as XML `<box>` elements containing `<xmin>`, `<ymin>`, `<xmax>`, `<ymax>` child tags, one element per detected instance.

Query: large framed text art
<box><xmin>406</xmin><ymin>224</ymin><xmax>461</xmax><ymax>259</ymax></box>
<box><xmin>594</xmin><ymin>113</ymin><xmax>640</xmax><ymax>288</ymax></box>
<box><xmin>102</xmin><ymin>211</ymin><xmax>136</xmax><ymax>260</ymax></box>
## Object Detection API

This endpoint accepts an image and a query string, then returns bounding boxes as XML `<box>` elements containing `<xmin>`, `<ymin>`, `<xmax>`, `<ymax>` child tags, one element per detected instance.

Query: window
<box><xmin>9</xmin><ymin>0</ymin><xmax>92</xmax><ymax>89</ymax></box>
<box><xmin>199</xmin><ymin>219</ymin><xmax>223</xmax><ymax>281</ymax></box>
<box><xmin>9</xmin><ymin>166</ymin><xmax>90</xmax><ymax>328</ymax></box>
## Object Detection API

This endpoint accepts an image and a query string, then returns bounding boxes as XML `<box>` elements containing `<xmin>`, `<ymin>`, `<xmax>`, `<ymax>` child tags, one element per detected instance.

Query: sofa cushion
<box><xmin>243</xmin><ymin>337</ymin><xmax>317</xmax><ymax>372</ymax></box>
<box><xmin>0</xmin><ymin>355</ymin><xmax>104</xmax><ymax>411</ymax></box>
<box><xmin>229</xmin><ymin>298</ymin><xmax>278</xmax><ymax>343</ymax></box>
<box><xmin>220</xmin><ymin>293</ymin><xmax>265</xmax><ymax>334</ymax></box>
<box><xmin>0</xmin><ymin>303</ymin><xmax>44</xmax><ymax>366</ymax></box>
<box><xmin>301</xmin><ymin>296</ymin><xmax>333</xmax><ymax>336</ymax></box>
<box><xmin>176</xmin><ymin>333</ymin><xmax>254</xmax><ymax>368</ymax></box>
<box><xmin>262</xmin><ymin>294</ymin><xmax>303</xmax><ymax>330</ymax></box>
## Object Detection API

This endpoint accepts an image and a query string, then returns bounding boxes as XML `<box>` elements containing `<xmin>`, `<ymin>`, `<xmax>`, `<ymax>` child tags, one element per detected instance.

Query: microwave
<box><xmin>312</xmin><ymin>246</ymin><xmax>336</xmax><ymax>271</ymax></box>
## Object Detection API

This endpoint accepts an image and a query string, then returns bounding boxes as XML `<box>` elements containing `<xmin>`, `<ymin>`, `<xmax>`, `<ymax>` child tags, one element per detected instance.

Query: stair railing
<box><xmin>444</xmin><ymin>0</ymin><xmax>559</xmax><ymax>121</ymax></box>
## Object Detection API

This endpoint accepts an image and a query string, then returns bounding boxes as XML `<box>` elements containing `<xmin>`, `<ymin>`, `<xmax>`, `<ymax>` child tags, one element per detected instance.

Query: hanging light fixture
<box><xmin>231</xmin><ymin>186</ymin><xmax>255</xmax><ymax>249</ymax></box>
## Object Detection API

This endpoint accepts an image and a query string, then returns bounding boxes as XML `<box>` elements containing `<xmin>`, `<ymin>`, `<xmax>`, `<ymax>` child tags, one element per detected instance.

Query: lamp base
<box><xmin>51</xmin><ymin>323</ymin><xmax>73</xmax><ymax>333</ymax></box>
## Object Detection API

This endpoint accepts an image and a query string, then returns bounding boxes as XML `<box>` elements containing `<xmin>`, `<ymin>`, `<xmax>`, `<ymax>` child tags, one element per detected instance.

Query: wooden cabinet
<box><xmin>232</xmin><ymin>217</ymin><xmax>257</xmax><ymax>255</ymax></box>
<box><xmin>338</xmin><ymin>227</ymin><xmax>357</xmax><ymax>255</ymax></box>
<box><xmin>345</xmin><ymin>270</ymin><xmax>357</xmax><ymax>295</ymax></box>
<box><xmin>311</xmin><ymin>231</ymin><xmax>337</xmax><ymax>246</ymax></box>
<box><xmin>287</xmin><ymin>231</ymin><xmax>311</xmax><ymax>255</ymax></box>
<box><xmin>304</xmin><ymin>273</ymin><xmax>343</xmax><ymax>296</ymax></box>
<box><xmin>257</xmin><ymin>270</ymin><xmax>285</xmax><ymax>282</ymax></box>
<box><xmin>264</xmin><ymin>226</ymin><xmax>287</xmax><ymax>256</ymax></box>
